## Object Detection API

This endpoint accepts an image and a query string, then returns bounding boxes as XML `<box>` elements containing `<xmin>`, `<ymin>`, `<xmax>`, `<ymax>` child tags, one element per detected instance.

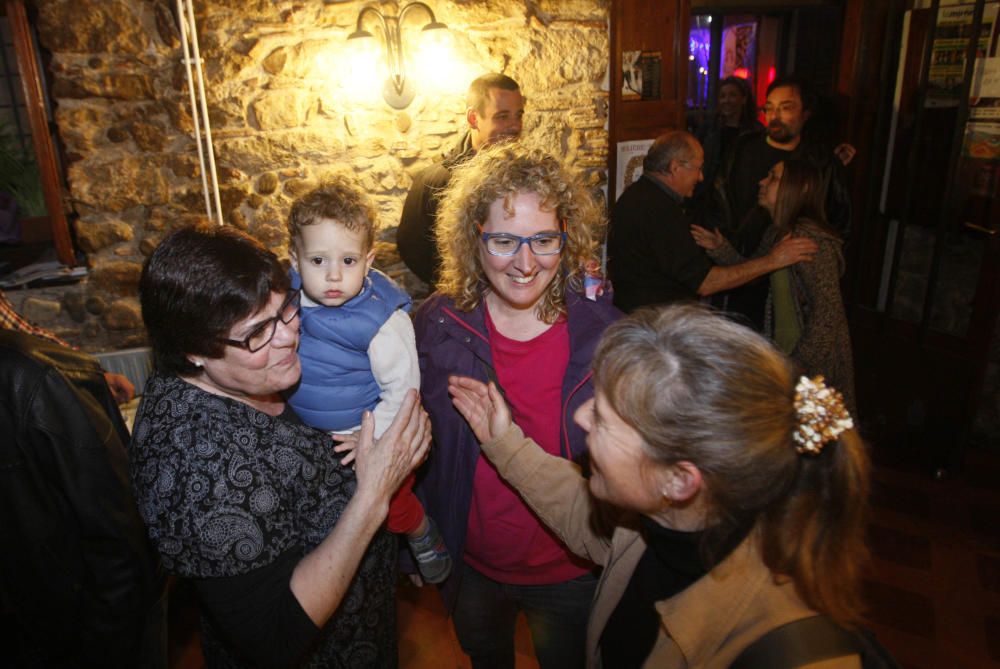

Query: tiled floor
<box><xmin>168</xmin><ymin>448</ymin><xmax>1000</xmax><ymax>669</ymax></box>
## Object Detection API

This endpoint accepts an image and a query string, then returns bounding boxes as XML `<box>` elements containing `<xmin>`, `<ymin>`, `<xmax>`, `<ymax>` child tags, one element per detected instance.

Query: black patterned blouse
<box><xmin>129</xmin><ymin>373</ymin><xmax>396</xmax><ymax>668</ymax></box>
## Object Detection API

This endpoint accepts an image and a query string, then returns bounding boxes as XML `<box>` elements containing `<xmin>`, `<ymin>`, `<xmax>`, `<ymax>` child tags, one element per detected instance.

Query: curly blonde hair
<box><xmin>434</xmin><ymin>143</ymin><xmax>602</xmax><ymax>323</ymax></box>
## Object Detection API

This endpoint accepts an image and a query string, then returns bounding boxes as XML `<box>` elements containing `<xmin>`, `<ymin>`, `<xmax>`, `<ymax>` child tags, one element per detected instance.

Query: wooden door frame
<box><xmin>608</xmin><ymin>0</ymin><xmax>691</xmax><ymax>203</ymax></box>
<box><xmin>5</xmin><ymin>0</ymin><xmax>74</xmax><ymax>266</ymax></box>
<box><xmin>838</xmin><ymin>0</ymin><xmax>1000</xmax><ymax>463</ymax></box>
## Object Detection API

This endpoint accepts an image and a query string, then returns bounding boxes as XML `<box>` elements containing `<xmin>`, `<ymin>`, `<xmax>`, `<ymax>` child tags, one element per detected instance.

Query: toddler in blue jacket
<box><xmin>285</xmin><ymin>177</ymin><xmax>451</xmax><ymax>584</ymax></box>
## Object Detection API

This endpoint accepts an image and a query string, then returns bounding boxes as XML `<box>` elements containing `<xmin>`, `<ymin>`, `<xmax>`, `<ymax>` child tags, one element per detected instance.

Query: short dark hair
<box><xmin>467</xmin><ymin>73</ymin><xmax>521</xmax><ymax>113</ymax></box>
<box><xmin>140</xmin><ymin>225</ymin><xmax>289</xmax><ymax>376</ymax></box>
<box><xmin>287</xmin><ymin>175</ymin><xmax>376</xmax><ymax>250</ymax></box>
<box><xmin>766</xmin><ymin>75</ymin><xmax>817</xmax><ymax>113</ymax></box>
<box><xmin>643</xmin><ymin>130</ymin><xmax>698</xmax><ymax>174</ymax></box>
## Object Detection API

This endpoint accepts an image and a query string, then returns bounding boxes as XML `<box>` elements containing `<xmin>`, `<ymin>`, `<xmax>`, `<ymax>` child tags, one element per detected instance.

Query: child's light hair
<box><xmin>287</xmin><ymin>175</ymin><xmax>377</xmax><ymax>250</ymax></box>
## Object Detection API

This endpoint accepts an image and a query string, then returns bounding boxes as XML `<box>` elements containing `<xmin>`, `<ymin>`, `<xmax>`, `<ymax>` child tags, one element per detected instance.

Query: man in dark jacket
<box><xmin>712</xmin><ymin>75</ymin><xmax>851</xmax><ymax>330</ymax></box>
<box><xmin>608</xmin><ymin>131</ymin><xmax>817</xmax><ymax>313</ymax></box>
<box><xmin>0</xmin><ymin>329</ymin><xmax>166</xmax><ymax>668</ymax></box>
<box><xmin>397</xmin><ymin>73</ymin><xmax>524</xmax><ymax>284</ymax></box>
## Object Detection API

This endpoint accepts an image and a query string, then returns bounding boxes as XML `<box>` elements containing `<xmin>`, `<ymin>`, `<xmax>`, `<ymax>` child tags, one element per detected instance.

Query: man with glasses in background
<box><xmin>608</xmin><ymin>130</ymin><xmax>816</xmax><ymax>313</ymax></box>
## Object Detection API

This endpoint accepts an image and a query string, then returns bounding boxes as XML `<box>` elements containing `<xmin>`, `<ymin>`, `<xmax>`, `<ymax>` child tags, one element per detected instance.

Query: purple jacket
<box><xmin>413</xmin><ymin>287</ymin><xmax>621</xmax><ymax>610</ymax></box>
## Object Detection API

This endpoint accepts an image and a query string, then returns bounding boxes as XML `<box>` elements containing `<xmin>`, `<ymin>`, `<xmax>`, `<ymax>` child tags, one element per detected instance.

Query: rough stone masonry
<box><xmin>13</xmin><ymin>0</ymin><xmax>610</xmax><ymax>351</ymax></box>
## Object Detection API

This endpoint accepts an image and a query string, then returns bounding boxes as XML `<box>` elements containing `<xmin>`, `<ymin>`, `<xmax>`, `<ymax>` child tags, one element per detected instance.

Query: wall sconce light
<box><xmin>347</xmin><ymin>1</ymin><xmax>451</xmax><ymax>109</ymax></box>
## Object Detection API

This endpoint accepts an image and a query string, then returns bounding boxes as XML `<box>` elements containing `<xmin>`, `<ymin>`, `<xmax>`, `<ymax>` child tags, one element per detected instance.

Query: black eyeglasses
<box><xmin>221</xmin><ymin>291</ymin><xmax>300</xmax><ymax>353</ymax></box>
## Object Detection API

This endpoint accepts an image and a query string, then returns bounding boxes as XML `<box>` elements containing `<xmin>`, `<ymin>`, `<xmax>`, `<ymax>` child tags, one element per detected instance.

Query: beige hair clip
<box><xmin>793</xmin><ymin>375</ymin><xmax>854</xmax><ymax>455</ymax></box>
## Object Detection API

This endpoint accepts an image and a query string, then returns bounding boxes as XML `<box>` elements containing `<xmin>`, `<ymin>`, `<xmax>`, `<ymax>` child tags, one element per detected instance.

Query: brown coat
<box><xmin>480</xmin><ymin>424</ymin><xmax>861</xmax><ymax>669</ymax></box>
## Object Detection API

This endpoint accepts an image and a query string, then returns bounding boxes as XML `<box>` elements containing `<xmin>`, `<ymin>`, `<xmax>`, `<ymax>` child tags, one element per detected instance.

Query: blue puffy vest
<box><xmin>287</xmin><ymin>269</ymin><xmax>411</xmax><ymax>432</ymax></box>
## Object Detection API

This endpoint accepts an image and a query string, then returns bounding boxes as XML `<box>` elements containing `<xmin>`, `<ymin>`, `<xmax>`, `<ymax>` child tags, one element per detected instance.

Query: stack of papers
<box><xmin>0</xmin><ymin>260</ymin><xmax>87</xmax><ymax>288</ymax></box>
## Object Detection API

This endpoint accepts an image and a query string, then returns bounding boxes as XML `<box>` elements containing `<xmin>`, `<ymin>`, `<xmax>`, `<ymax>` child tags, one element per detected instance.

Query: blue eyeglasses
<box><xmin>479</xmin><ymin>231</ymin><xmax>568</xmax><ymax>256</ymax></box>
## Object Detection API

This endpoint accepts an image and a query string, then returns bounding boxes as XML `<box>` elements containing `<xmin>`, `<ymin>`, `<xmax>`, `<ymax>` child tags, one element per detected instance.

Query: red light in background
<box><xmin>767</xmin><ymin>67</ymin><xmax>777</xmax><ymax>85</ymax></box>
<box><xmin>733</xmin><ymin>68</ymin><xmax>749</xmax><ymax>79</ymax></box>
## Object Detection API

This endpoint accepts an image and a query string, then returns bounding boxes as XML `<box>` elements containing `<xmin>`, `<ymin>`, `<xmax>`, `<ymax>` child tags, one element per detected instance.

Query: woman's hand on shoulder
<box><xmin>353</xmin><ymin>389</ymin><xmax>431</xmax><ymax>505</ymax></box>
<box><xmin>448</xmin><ymin>376</ymin><xmax>512</xmax><ymax>445</ymax></box>
<box><xmin>769</xmin><ymin>233</ymin><xmax>818</xmax><ymax>268</ymax></box>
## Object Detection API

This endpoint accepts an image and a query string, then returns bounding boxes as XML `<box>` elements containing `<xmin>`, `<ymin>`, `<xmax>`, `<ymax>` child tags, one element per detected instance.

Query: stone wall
<box><xmin>13</xmin><ymin>0</ymin><xmax>609</xmax><ymax>351</ymax></box>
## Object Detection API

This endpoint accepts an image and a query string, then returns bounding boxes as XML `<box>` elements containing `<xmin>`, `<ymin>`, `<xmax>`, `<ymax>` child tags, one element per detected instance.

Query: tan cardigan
<box><xmin>481</xmin><ymin>424</ymin><xmax>860</xmax><ymax>669</ymax></box>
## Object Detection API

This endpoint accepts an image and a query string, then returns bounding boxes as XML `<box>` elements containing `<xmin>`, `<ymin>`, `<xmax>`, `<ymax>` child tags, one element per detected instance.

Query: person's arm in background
<box><xmin>689</xmin><ymin>226</ymin><xmax>819</xmax><ymax>297</ymax></box>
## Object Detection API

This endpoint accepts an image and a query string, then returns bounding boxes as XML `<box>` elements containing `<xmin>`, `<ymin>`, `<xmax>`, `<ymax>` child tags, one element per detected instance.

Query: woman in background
<box><xmin>692</xmin><ymin>76</ymin><xmax>764</xmax><ymax>223</ymax></box>
<box><xmin>693</xmin><ymin>158</ymin><xmax>856</xmax><ymax>413</ymax></box>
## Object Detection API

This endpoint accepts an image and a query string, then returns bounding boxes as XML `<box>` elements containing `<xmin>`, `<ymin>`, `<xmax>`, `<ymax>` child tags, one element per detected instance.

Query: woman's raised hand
<box><xmin>690</xmin><ymin>224</ymin><xmax>724</xmax><ymax>250</ymax></box>
<box><xmin>448</xmin><ymin>376</ymin><xmax>512</xmax><ymax>445</ymax></box>
<box><xmin>353</xmin><ymin>389</ymin><xmax>431</xmax><ymax>504</ymax></box>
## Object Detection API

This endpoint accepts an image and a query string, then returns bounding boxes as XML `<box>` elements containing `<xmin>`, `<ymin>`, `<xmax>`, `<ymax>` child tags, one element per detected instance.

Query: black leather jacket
<box><xmin>397</xmin><ymin>131</ymin><xmax>476</xmax><ymax>284</ymax></box>
<box><xmin>0</xmin><ymin>330</ymin><xmax>164</xmax><ymax>667</ymax></box>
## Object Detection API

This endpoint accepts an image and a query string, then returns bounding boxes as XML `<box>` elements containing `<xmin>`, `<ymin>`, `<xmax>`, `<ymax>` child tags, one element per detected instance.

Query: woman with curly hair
<box><xmin>413</xmin><ymin>142</ymin><xmax>622</xmax><ymax>668</ymax></box>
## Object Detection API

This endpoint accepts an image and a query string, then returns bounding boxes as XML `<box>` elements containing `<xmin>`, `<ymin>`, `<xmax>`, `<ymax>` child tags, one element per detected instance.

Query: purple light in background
<box><xmin>689</xmin><ymin>27</ymin><xmax>712</xmax><ymax>104</ymax></box>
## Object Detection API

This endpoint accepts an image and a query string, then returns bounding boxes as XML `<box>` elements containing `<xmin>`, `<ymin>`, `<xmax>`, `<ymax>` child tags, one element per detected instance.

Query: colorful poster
<box><xmin>926</xmin><ymin>3</ymin><xmax>998</xmax><ymax>107</ymax></box>
<box><xmin>962</xmin><ymin>121</ymin><xmax>1000</xmax><ymax>161</ymax></box>
<box><xmin>615</xmin><ymin>139</ymin><xmax>655</xmax><ymax>200</ymax></box>
<box><xmin>621</xmin><ymin>51</ymin><xmax>661</xmax><ymax>101</ymax></box>
<box><xmin>722</xmin><ymin>24</ymin><xmax>757</xmax><ymax>79</ymax></box>
<box><xmin>622</xmin><ymin>50</ymin><xmax>642</xmax><ymax>100</ymax></box>
<box><xmin>971</xmin><ymin>56</ymin><xmax>1000</xmax><ymax>118</ymax></box>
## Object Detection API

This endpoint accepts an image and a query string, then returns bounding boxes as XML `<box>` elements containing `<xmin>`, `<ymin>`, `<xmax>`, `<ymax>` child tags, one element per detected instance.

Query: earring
<box><xmin>192</xmin><ymin>360</ymin><xmax>204</xmax><ymax>368</ymax></box>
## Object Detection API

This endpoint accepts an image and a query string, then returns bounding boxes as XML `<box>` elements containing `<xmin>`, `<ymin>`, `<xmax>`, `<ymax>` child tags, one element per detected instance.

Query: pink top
<box><xmin>463</xmin><ymin>307</ymin><xmax>593</xmax><ymax>584</ymax></box>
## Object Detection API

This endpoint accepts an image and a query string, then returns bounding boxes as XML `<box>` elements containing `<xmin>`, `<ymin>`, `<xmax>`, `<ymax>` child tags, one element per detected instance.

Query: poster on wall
<box><xmin>962</xmin><ymin>121</ymin><xmax>1000</xmax><ymax>161</ymax></box>
<box><xmin>621</xmin><ymin>51</ymin><xmax>662</xmax><ymax>101</ymax></box>
<box><xmin>926</xmin><ymin>3</ymin><xmax>998</xmax><ymax>107</ymax></box>
<box><xmin>615</xmin><ymin>139</ymin><xmax>655</xmax><ymax>200</ymax></box>
<box><xmin>722</xmin><ymin>24</ymin><xmax>757</xmax><ymax>79</ymax></box>
<box><xmin>971</xmin><ymin>57</ymin><xmax>1000</xmax><ymax>118</ymax></box>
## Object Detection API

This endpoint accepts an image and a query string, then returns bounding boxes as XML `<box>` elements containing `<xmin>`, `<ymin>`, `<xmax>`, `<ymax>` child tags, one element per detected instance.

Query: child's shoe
<box><xmin>408</xmin><ymin>517</ymin><xmax>452</xmax><ymax>584</ymax></box>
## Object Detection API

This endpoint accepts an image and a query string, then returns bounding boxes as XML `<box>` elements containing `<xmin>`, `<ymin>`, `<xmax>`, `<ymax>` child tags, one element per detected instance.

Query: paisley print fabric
<box><xmin>129</xmin><ymin>372</ymin><xmax>396</xmax><ymax>667</ymax></box>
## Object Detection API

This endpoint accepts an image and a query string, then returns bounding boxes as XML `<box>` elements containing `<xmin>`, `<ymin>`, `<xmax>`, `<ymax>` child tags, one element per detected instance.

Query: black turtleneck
<box><xmin>600</xmin><ymin>517</ymin><xmax>707</xmax><ymax>668</ymax></box>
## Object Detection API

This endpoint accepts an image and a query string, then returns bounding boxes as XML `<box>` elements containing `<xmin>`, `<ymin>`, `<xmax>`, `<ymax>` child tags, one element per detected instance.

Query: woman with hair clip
<box><xmin>413</xmin><ymin>142</ymin><xmax>621</xmax><ymax>668</ymax></box>
<box><xmin>447</xmin><ymin>304</ymin><xmax>869</xmax><ymax>668</ymax></box>
<box><xmin>692</xmin><ymin>158</ymin><xmax>856</xmax><ymax>413</ymax></box>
